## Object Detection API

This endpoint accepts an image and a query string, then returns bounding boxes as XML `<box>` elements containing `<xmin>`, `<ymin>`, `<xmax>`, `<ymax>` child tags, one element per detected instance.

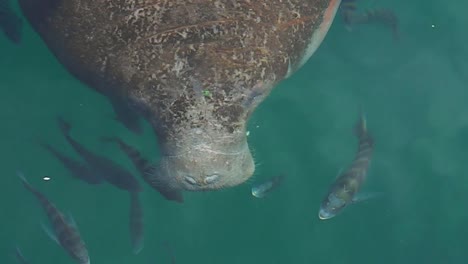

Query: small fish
<box><xmin>251</xmin><ymin>174</ymin><xmax>285</xmax><ymax>198</ymax></box>
<box><xmin>100</xmin><ymin>136</ymin><xmax>184</xmax><ymax>203</ymax></box>
<box><xmin>14</xmin><ymin>246</ymin><xmax>30</xmax><ymax>264</ymax></box>
<box><xmin>129</xmin><ymin>192</ymin><xmax>144</xmax><ymax>254</ymax></box>
<box><xmin>340</xmin><ymin>0</ymin><xmax>399</xmax><ymax>40</ymax></box>
<box><xmin>56</xmin><ymin>117</ymin><xmax>141</xmax><ymax>193</ymax></box>
<box><xmin>0</xmin><ymin>0</ymin><xmax>22</xmax><ymax>44</ymax></box>
<box><xmin>17</xmin><ymin>171</ymin><xmax>90</xmax><ymax>264</ymax></box>
<box><xmin>39</xmin><ymin>142</ymin><xmax>103</xmax><ymax>185</ymax></box>
<box><xmin>318</xmin><ymin>112</ymin><xmax>374</xmax><ymax>220</ymax></box>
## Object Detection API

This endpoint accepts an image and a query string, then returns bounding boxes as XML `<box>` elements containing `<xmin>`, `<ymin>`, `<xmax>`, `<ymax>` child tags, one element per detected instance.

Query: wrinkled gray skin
<box><xmin>19</xmin><ymin>0</ymin><xmax>341</xmax><ymax>192</ymax></box>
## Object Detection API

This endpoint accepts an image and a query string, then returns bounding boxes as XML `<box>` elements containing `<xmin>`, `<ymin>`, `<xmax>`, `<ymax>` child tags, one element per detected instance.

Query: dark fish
<box><xmin>340</xmin><ymin>0</ymin><xmax>399</xmax><ymax>40</ymax></box>
<box><xmin>56</xmin><ymin>117</ymin><xmax>141</xmax><ymax>193</ymax></box>
<box><xmin>100</xmin><ymin>136</ymin><xmax>184</xmax><ymax>203</ymax></box>
<box><xmin>0</xmin><ymin>0</ymin><xmax>22</xmax><ymax>44</ymax></box>
<box><xmin>14</xmin><ymin>246</ymin><xmax>30</xmax><ymax>264</ymax></box>
<box><xmin>129</xmin><ymin>192</ymin><xmax>144</xmax><ymax>254</ymax></box>
<box><xmin>17</xmin><ymin>171</ymin><xmax>90</xmax><ymax>264</ymax></box>
<box><xmin>318</xmin><ymin>112</ymin><xmax>374</xmax><ymax>220</ymax></box>
<box><xmin>40</xmin><ymin>142</ymin><xmax>103</xmax><ymax>185</ymax></box>
<box><xmin>251</xmin><ymin>174</ymin><xmax>285</xmax><ymax>198</ymax></box>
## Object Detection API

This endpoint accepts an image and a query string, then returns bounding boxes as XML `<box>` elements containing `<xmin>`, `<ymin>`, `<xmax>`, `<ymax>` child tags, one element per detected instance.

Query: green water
<box><xmin>2</xmin><ymin>1</ymin><xmax>467</xmax><ymax>263</ymax></box>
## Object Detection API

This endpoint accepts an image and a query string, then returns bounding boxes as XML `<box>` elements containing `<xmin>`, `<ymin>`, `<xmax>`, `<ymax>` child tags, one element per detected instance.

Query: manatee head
<box><xmin>153</xmin><ymin>128</ymin><xmax>255</xmax><ymax>191</ymax></box>
<box><xmin>143</xmin><ymin>78</ymin><xmax>274</xmax><ymax>192</ymax></box>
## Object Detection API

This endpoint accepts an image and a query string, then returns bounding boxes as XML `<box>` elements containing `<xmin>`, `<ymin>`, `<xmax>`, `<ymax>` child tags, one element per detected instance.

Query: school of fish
<box><xmin>7</xmin><ymin>0</ymin><xmax>400</xmax><ymax>263</ymax></box>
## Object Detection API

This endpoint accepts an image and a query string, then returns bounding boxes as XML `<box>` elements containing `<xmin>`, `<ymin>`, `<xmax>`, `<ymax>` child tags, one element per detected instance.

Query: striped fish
<box><xmin>56</xmin><ymin>117</ymin><xmax>141</xmax><ymax>193</ymax></box>
<box><xmin>17</xmin><ymin>171</ymin><xmax>90</xmax><ymax>264</ymax></box>
<box><xmin>318</xmin><ymin>112</ymin><xmax>374</xmax><ymax>220</ymax></box>
<box><xmin>129</xmin><ymin>192</ymin><xmax>144</xmax><ymax>254</ymax></box>
<box><xmin>100</xmin><ymin>136</ymin><xmax>184</xmax><ymax>203</ymax></box>
<box><xmin>0</xmin><ymin>0</ymin><xmax>22</xmax><ymax>44</ymax></box>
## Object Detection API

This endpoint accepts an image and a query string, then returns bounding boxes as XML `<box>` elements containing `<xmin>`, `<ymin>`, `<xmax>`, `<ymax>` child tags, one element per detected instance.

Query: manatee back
<box><xmin>19</xmin><ymin>0</ymin><xmax>338</xmax><ymax>133</ymax></box>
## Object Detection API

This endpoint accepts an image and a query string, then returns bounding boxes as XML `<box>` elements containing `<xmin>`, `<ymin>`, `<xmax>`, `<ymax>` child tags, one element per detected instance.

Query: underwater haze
<box><xmin>1</xmin><ymin>0</ymin><xmax>468</xmax><ymax>263</ymax></box>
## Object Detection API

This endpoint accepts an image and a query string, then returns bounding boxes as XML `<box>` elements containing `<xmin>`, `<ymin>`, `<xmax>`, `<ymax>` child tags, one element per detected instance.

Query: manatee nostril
<box><xmin>204</xmin><ymin>174</ymin><xmax>220</xmax><ymax>184</ymax></box>
<box><xmin>184</xmin><ymin>176</ymin><xmax>197</xmax><ymax>185</ymax></box>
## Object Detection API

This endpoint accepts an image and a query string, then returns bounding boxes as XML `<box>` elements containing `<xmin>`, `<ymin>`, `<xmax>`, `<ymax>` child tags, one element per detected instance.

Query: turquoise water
<box><xmin>2</xmin><ymin>1</ymin><xmax>468</xmax><ymax>263</ymax></box>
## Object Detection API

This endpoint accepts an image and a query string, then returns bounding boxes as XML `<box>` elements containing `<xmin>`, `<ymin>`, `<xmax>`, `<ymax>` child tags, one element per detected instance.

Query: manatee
<box><xmin>19</xmin><ymin>0</ymin><xmax>341</xmax><ymax>195</ymax></box>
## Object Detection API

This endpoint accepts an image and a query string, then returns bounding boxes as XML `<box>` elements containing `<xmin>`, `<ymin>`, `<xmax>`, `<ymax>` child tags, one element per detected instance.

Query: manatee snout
<box><xmin>152</xmin><ymin>130</ymin><xmax>255</xmax><ymax>191</ymax></box>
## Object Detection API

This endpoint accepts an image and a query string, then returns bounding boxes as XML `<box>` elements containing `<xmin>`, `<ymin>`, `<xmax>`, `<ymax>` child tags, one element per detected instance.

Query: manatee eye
<box><xmin>205</xmin><ymin>174</ymin><xmax>220</xmax><ymax>184</ymax></box>
<box><xmin>184</xmin><ymin>176</ymin><xmax>197</xmax><ymax>185</ymax></box>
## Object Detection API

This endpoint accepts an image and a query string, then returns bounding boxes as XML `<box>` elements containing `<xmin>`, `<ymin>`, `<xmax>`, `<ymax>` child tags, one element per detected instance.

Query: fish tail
<box><xmin>56</xmin><ymin>116</ymin><xmax>72</xmax><ymax>136</ymax></box>
<box><xmin>354</xmin><ymin>108</ymin><xmax>367</xmax><ymax>136</ymax></box>
<box><xmin>354</xmin><ymin>109</ymin><xmax>374</xmax><ymax>148</ymax></box>
<box><xmin>16</xmin><ymin>170</ymin><xmax>36</xmax><ymax>194</ymax></box>
<box><xmin>17</xmin><ymin>170</ymin><xmax>54</xmax><ymax>213</ymax></box>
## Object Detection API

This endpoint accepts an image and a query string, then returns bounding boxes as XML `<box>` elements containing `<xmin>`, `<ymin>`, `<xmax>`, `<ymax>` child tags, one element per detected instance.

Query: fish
<box><xmin>56</xmin><ymin>117</ymin><xmax>141</xmax><ymax>193</ymax></box>
<box><xmin>318</xmin><ymin>111</ymin><xmax>374</xmax><ymax>220</ymax></box>
<box><xmin>100</xmin><ymin>136</ymin><xmax>184</xmax><ymax>203</ymax></box>
<box><xmin>39</xmin><ymin>142</ymin><xmax>103</xmax><ymax>185</ymax></box>
<box><xmin>129</xmin><ymin>192</ymin><xmax>144</xmax><ymax>254</ymax></box>
<box><xmin>17</xmin><ymin>171</ymin><xmax>90</xmax><ymax>264</ymax></box>
<box><xmin>251</xmin><ymin>174</ymin><xmax>285</xmax><ymax>198</ymax></box>
<box><xmin>340</xmin><ymin>0</ymin><xmax>399</xmax><ymax>40</ymax></box>
<box><xmin>0</xmin><ymin>0</ymin><xmax>22</xmax><ymax>44</ymax></box>
<box><xmin>14</xmin><ymin>246</ymin><xmax>30</xmax><ymax>264</ymax></box>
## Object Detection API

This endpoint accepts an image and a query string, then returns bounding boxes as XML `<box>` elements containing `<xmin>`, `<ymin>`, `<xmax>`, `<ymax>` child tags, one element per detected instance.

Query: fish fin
<box><xmin>66</xmin><ymin>212</ymin><xmax>78</xmax><ymax>229</ymax></box>
<box><xmin>16</xmin><ymin>170</ymin><xmax>28</xmax><ymax>184</ymax></box>
<box><xmin>41</xmin><ymin>222</ymin><xmax>59</xmax><ymax>245</ymax></box>
<box><xmin>16</xmin><ymin>170</ymin><xmax>35</xmax><ymax>193</ymax></box>
<box><xmin>351</xmin><ymin>192</ymin><xmax>383</xmax><ymax>204</ymax></box>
